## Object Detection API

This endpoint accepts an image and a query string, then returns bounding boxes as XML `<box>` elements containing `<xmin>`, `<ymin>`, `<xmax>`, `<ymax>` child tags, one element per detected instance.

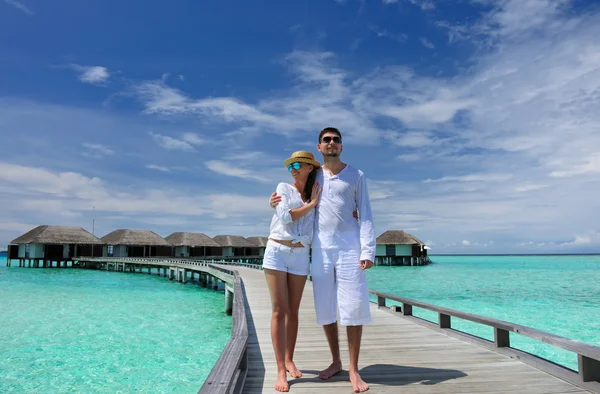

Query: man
<box><xmin>270</xmin><ymin>127</ymin><xmax>375</xmax><ymax>393</ymax></box>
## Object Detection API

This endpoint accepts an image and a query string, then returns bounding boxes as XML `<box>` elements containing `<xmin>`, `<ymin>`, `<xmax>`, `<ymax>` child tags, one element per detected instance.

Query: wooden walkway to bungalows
<box><xmin>233</xmin><ymin>266</ymin><xmax>593</xmax><ymax>394</ymax></box>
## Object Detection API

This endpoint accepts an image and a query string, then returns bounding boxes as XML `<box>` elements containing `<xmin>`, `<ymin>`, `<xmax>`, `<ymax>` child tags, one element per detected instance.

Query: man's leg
<box><xmin>347</xmin><ymin>325</ymin><xmax>368</xmax><ymax>392</ymax></box>
<box><xmin>311</xmin><ymin>248</ymin><xmax>342</xmax><ymax>379</ymax></box>
<box><xmin>337</xmin><ymin>249</ymin><xmax>372</xmax><ymax>392</ymax></box>
<box><xmin>318</xmin><ymin>322</ymin><xmax>343</xmax><ymax>379</ymax></box>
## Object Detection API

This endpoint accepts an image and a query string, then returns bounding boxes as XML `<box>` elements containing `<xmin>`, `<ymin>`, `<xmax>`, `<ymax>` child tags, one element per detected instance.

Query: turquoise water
<box><xmin>2</xmin><ymin>253</ymin><xmax>599</xmax><ymax>389</ymax></box>
<box><xmin>0</xmin><ymin>256</ymin><xmax>231</xmax><ymax>394</ymax></box>
<box><xmin>366</xmin><ymin>255</ymin><xmax>600</xmax><ymax>371</ymax></box>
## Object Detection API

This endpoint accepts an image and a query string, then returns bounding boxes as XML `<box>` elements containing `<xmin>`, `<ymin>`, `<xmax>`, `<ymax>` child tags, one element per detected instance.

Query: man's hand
<box><xmin>360</xmin><ymin>260</ymin><xmax>374</xmax><ymax>270</ymax></box>
<box><xmin>270</xmin><ymin>192</ymin><xmax>281</xmax><ymax>208</ymax></box>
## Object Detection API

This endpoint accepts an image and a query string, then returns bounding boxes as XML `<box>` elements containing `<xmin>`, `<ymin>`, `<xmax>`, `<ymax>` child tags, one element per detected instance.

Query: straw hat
<box><xmin>284</xmin><ymin>151</ymin><xmax>322</xmax><ymax>169</ymax></box>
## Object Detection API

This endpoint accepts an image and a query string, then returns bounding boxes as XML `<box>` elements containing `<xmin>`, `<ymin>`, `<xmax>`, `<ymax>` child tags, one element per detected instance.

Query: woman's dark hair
<box><xmin>303</xmin><ymin>166</ymin><xmax>317</xmax><ymax>202</ymax></box>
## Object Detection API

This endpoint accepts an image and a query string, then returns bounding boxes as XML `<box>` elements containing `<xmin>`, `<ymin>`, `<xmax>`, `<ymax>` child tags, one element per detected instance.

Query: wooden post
<box><xmin>494</xmin><ymin>328</ymin><xmax>510</xmax><ymax>348</ymax></box>
<box><xmin>578</xmin><ymin>354</ymin><xmax>600</xmax><ymax>382</ymax></box>
<box><xmin>439</xmin><ymin>313</ymin><xmax>451</xmax><ymax>328</ymax></box>
<box><xmin>402</xmin><ymin>303</ymin><xmax>413</xmax><ymax>316</ymax></box>
<box><xmin>377</xmin><ymin>296</ymin><xmax>386</xmax><ymax>307</ymax></box>
<box><xmin>225</xmin><ymin>285</ymin><xmax>234</xmax><ymax>315</ymax></box>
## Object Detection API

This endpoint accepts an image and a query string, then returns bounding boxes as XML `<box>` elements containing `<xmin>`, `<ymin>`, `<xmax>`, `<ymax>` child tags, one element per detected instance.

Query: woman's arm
<box><xmin>276</xmin><ymin>182</ymin><xmax>321</xmax><ymax>222</ymax></box>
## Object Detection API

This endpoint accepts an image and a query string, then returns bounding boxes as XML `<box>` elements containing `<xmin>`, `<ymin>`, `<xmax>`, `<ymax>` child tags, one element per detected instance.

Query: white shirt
<box><xmin>268</xmin><ymin>183</ymin><xmax>315</xmax><ymax>246</ymax></box>
<box><xmin>313</xmin><ymin>165</ymin><xmax>376</xmax><ymax>262</ymax></box>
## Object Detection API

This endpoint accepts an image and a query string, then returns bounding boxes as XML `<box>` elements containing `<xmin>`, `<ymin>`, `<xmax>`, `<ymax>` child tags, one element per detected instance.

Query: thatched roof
<box><xmin>10</xmin><ymin>225</ymin><xmax>104</xmax><ymax>245</ymax></box>
<box><xmin>101</xmin><ymin>229</ymin><xmax>172</xmax><ymax>246</ymax></box>
<box><xmin>376</xmin><ymin>230</ymin><xmax>425</xmax><ymax>246</ymax></box>
<box><xmin>246</xmin><ymin>236</ymin><xmax>268</xmax><ymax>247</ymax></box>
<box><xmin>213</xmin><ymin>235</ymin><xmax>255</xmax><ymax>248</ymax></box>
<box><xmin>165</xmin><ymin>232</ymin><xmax>221</xmax><ymax>247</ymax></box>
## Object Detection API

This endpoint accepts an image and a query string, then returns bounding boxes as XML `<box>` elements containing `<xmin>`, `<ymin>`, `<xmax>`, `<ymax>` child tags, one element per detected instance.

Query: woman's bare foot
<box><xmin>286</xmin><ymin>360</ymin><xmax>302</xmax><ymax>378</ymax></box>
<box><xmin>318</xmin><ymin>362</ymin><xmax>342</xmax><ymax>380</ymax></box>
<box><xmin>349</xmin><ymin>370</ymin><xmax>369</xmax><ymax>393</ymax></box>
<box><xmin>275</xmin><ymin>370</ymin><xmax>289</xmax><ymax>392</ymax></box>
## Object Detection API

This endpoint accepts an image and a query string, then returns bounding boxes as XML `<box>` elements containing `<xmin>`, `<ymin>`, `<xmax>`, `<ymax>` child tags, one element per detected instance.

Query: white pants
<box><xmin>262</xmin><ymin>240</ymin><xmax>310</xmax><ymax>276</ymax></box>
<box><xmin>311</xmin><ymin>247</ymin><xmax>372</xmax><ymax>326</ymax></box>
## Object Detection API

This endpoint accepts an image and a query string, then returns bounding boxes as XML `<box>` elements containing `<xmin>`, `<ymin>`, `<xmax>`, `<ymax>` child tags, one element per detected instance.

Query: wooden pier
<box><xmin>16</xmin><ymin>257</ymin><xmax>600</xmax><ymax>393</ymax></box>
<box><xmin>231</xmin><ymin>265</ymin><xmax>599</xmax><ymax>394</ymax></box>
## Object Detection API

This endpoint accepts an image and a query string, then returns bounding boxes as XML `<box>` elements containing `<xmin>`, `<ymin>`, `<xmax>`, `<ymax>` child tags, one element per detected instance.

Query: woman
<box><xmin>263</xmin><ymin>150</ymin><xmax>322</xmax><ymax>392</ymax></box>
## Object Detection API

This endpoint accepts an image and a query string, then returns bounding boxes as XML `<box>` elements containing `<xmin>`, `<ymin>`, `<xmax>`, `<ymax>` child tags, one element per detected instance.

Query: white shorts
<box><xmin>262</xmin><ymin>240</ymin><xmax>310</xmax><ymax>276</ymax></box>
<box><xmin>311</xmin><ymin>248</ymin><xmax>372</xmax><ymax>326</ymax></box>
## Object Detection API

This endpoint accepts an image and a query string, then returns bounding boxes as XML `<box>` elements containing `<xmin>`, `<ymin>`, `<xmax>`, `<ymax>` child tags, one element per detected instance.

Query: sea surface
<box><xmin>1</xmin><ymin>253</ymin><xmax>599</xmax><ymax>392</ymax></box>
<box><xmin>366</xmin><ymin>254</ymin><xmax>600</xmax><ymax>371</ymax></box>
<box><xmin>0</xmin><ymin>253</ymin><xmax>231</xmax><ymax>394</ymax></box>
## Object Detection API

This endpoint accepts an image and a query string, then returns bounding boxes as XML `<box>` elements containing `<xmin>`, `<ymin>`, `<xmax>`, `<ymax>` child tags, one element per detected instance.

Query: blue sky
<box><xmin>1</xmin><ymin>0</ymin><xmax>600</xmax><ymax>254</ymax></box>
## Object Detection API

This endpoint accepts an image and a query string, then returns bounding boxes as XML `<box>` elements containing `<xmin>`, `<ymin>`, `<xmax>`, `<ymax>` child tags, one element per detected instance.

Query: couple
<box><xmin>263</xmin><ymin>127</ymin><xmax>375</xmax><ymax>393</ymax></box>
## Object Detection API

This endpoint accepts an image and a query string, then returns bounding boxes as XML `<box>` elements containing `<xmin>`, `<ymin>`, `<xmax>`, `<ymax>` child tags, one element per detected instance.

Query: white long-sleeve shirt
<box><xmin>268</xmin><ymin>182</ymin><xmax>315</xmax><ymax>247</ymax></box>
<box><xmin>312</xmin><ymin>165</ymin><xmax>376</xmax><ymax>262</ymax></box>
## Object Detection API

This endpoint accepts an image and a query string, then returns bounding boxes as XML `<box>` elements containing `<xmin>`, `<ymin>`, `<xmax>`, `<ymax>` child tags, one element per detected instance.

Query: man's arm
<box><xmin>356</xmin><ymin>171</ymin><xmax>376</xmax><ymax>267</ymax></box>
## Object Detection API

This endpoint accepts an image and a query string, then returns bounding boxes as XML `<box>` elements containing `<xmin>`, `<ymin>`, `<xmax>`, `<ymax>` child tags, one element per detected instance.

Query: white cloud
<box><xmin>549</xmin><ymin>153</ymin><xmax>600</xmax><ymax>178</ymax></box>
<box><xmin>514</xmin><ymin>183</ymin><xmax>549</xmax><ymax>192</ymax></box>
<box><xmin>181</xmin><ymin>132</ymin><xmax>205</xmax><ymax>146</ymax></box>
<box><xmin>369</xmin><ymin>25</ymin><xmax>409</xmax><ymax>43</ymax></box>
<box><xmin>420</xmin><ymin>37</ymin><xmax>435</xmax><ymax>49</ymax></box>
<box><xmin>462</xmin><ymin>240</ymin><xmax>471</xmax><ymax>245</ymax></box>
<box><xmin>3</xmin><ymin>0</ymin><xmax>33</xmax><ymax>15</ymax></box>
<box><xmin>0</xmin><ymin>162</ymin><xmax>273</xmax><ymax>222</ymax></box>
<box><xmin>205</xmin><ymin>160</ymin><xmax>272</xmax><ymax>184</ymax></box>
<box><xmin>69</xmin><ymin>65</ymin><xmax>110</xmax><ymax>85</ymax></box>
<box><xmin>150</xmin><ymin>132</ymin><xmax>195</xmax><ymax>151</ymax></box>
<box><xmin>145</xmin><ymin>165</ymin><xmax>171</xmax><ymax>172</ymax></box>
<box><xmin>82</xmin><ymin>143</ymin><xmax>114</xmax><ymax>158</ymax></box>
<box><xmin>424</xmin><ymin>173</ymin><xmax>513</xmax><ymax>183</ymax></box>
<box><xmin>129</xmin><ymin>52</ymin><xmax>380</xmax><ymax>143</ymax></box>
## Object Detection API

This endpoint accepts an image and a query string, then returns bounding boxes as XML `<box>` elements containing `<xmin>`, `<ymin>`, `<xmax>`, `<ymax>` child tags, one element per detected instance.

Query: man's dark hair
<box><xmin>318</xmin><ymin>127</ymin><xmax>342</xmax><ymax>143</ymax></box>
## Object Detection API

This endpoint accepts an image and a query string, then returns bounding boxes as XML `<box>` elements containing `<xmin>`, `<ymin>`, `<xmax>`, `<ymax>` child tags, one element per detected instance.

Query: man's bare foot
<box><xmin>275</xmin><ymin>370</ymin><xmax>289</xmax><ymax>392</ymax></box>
<box><xmin>318</xmin><ymin>362</ymin><xmax>342</xmax><ymax>380</ymax></box>
<box><xmin>286</xmin><ymin>360</ymin><xmax>302</xmax><ymax>378</ymax></box>
<box><xmin>349</xmin><ymin>370</ymin><xmax>369</xmax><ymax>393</ymax></box>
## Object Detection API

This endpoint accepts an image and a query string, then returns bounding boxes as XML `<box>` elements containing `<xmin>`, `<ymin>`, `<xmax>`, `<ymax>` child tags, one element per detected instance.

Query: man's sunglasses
<box><xmin>321</xmin><ymin>136</ymin><xmax>342</xmax><ymax>144</ymax></box>
<box><xmin>287</xmin><ymin>162</ymin><xmax>301</xmax><ymax>172</ymax></box>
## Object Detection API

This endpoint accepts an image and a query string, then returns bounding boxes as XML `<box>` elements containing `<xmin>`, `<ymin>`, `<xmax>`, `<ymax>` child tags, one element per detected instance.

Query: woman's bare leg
<box><xmin>264</xmin><ymin>268</ymin><xmax>290</xmax><ymax>392</ymax></box>
<box><xmin>285</xmin><ymin>272</ymin><xmax>307</xmax><ymax>378</ymax></box>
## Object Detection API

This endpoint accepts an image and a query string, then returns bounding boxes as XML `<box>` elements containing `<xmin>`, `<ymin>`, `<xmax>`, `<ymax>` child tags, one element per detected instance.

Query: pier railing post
<box><xmin>439</xmin><ymin>313</ymin><xmax>451</xmax><ymax>328</ymax></box>
<box><xmin>402</xmin><ymin>303</ymin><xmax>413</xmax><ymax>316</ymax></box>
<box><xmin>494</xmin><ymin>328</ymin><xmax>510</xmax><ymax>348</ymax></box>
<box><xmin>578</xmin><ymin>354</ymin><xmax>600</xmax><ymax>382</ymax></box>
<box><xmin>225</xmin><ymin>285</ymin><xmax>234</xmax><ymax>315</ymax></box>
<box><xmin>377</xmin><ymin>296</ymin><xmax>386</xmax><ymax>308</ymax></box>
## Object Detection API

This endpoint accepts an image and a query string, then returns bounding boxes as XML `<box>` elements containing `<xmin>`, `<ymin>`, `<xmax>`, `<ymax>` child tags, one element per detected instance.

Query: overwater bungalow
<box><xmin>212</xmin><ymin>235</ymin><xmax>255</xmax><ymax>257</ymax></box>
<box><xmin>375</xmin><ymin>230</ymin><xmax>430</xmax><ymax>266</ymax></box>
<box><xmin>165</xmin><ymin>232</ymin><xmax>223</xmax><ymax>258</ymax></box>
<box><xmin>246</xmin><ymin>236</ymin><xmax>268</xmax><ymax>256</ymax></box>
<box><xmin>7</xmin><ymin>225</ymin><xmax>104</xmax><ymax>267</ymax></box>
<box><xmin>101</xmin><ymin>229</ymin><xmax>173</xmax><ymax>258</ymax></box>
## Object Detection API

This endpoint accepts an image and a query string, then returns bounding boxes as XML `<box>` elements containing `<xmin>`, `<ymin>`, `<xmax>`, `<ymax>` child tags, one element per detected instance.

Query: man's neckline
<box><xmin>322</xmin><ymin>164</ymin><xmax>348</xmax><ymax>177</ymax></box>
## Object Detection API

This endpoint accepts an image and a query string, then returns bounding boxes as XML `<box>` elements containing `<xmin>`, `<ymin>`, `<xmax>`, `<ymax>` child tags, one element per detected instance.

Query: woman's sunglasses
<box><xmin>287</xmin><ymin>162</ymin><xmax>301</xmax><ymax>172</ymax></box>
<box><xmin>321</xmin><ymin>136</ymin><xmax>342</xmax><ymax>144</ymax></box>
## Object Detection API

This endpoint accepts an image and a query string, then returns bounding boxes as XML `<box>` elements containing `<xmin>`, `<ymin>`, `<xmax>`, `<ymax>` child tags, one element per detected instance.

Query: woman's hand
<box><xmin>310</xmin><ymin>181</ymin><xmax>322</xmax><ymax>206</ymax></box>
